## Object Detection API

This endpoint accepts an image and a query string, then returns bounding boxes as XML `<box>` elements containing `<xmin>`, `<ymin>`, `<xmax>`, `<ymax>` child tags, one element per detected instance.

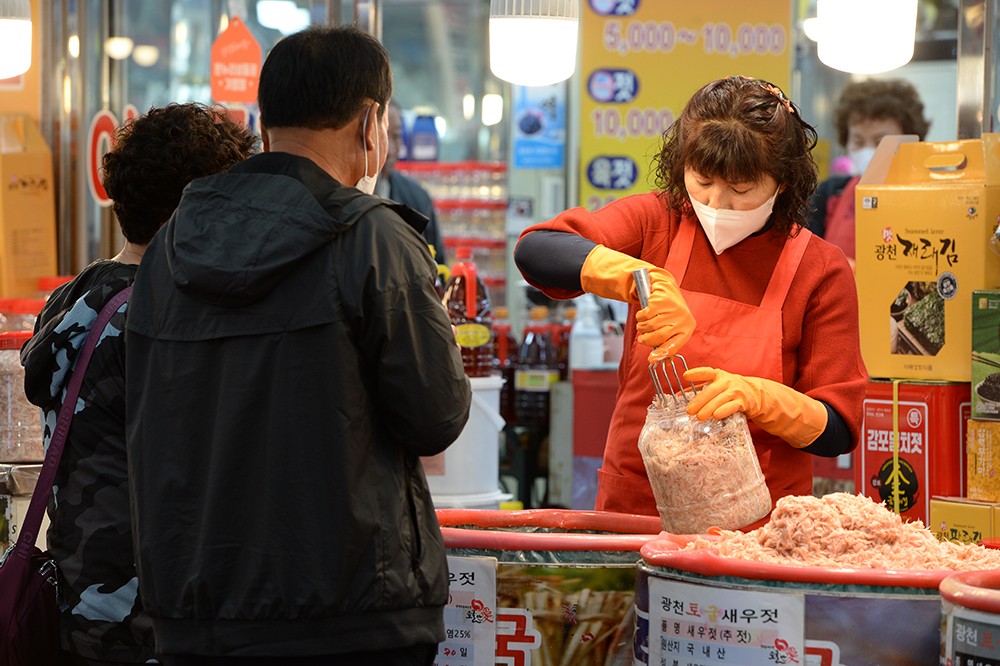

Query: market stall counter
<box><xmin>435</xmin><ymin>508</ymin><xmax>662</xmax><ymax>665</ymax></box>
<box><xmin>633</xmin><ymin>493</ymin><xmax>1000</xmax><ymax>666</ymax></box>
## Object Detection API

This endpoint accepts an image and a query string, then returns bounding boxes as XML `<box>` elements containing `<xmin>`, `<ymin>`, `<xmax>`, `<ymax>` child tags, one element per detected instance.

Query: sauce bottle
<box><xmin>442</xmin><ymin>246</ymin><xmax>495</xmax><ymax>377</ymax></box>
<box><xmin>514</xmin><ymin>306</ymin><xmax>559</xmax><ymax>429</ymax></box>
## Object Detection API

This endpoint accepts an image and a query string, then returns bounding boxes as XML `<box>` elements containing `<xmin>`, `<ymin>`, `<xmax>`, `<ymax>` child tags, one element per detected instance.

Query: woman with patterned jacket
<box><xmin>20</xmin><ymin>104</ymin><xmax>256</xmax><ymax>665</ymax></box>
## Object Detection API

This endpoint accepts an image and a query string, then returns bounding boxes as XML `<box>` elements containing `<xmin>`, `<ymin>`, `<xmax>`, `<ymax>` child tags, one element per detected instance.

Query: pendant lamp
<box><xmin>817</xmin><ymin>0</ymin><xmax>918</xmax><ymax>74</ymax></box>
<box><xmin>489</xmin><ymin>0</ymin><xmax>579</xmax><ymax>87</ymax></box>
<box><xmin>0</xmin><ymin>0</ymin><xmax>31</xmax><ymax>79</ymax></box>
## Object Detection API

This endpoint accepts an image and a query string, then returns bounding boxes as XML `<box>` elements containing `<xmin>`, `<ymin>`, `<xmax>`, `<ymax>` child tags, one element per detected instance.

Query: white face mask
<box><xmin>690</xmin><ymin>190</ymin><xmax>779</xmax><ymax>255</ymax></box>
<box><xmin>355</xmin><ymin>104</ymin><xmax>380</xmax><ymax>195</ymax></box>
<box><xmin>849</xmin><ymin>146</ymin><xmax>877</xmax><ymax>176</ymax></box>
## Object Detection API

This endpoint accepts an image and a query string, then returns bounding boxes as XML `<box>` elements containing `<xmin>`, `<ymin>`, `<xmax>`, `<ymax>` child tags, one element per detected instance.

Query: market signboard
<box><xmin>578</xmin><ymin>0</ymin><xmax>792</xmax><ymax>210</ymax></box>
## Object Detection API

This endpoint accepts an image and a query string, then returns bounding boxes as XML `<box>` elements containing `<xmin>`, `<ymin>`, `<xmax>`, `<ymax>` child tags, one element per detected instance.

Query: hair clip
<box><xmin>727</xmin><ymin>75</ymin><xmax>795</xmax><ymax>114</ymax></box>
<box><xmin>761</xmin><ymin>82</ymin><xmax>794</xmax><ymax>115</ymax></box>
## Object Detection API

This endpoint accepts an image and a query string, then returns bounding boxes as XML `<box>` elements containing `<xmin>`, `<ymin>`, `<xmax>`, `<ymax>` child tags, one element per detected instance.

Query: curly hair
<box><xmin>653</xmin><ymin>76</ymin><xmax>818</xmax><ymax>236</ymax></box>
<box><xmin>833</xmin><ymin>78</ymin><xmax>930</xmax><ymax>146</ymax></box>
<box><xmin>101</xmin><ymin>103</ymin><xmax>259</xmax><ymax>245</ymax></box>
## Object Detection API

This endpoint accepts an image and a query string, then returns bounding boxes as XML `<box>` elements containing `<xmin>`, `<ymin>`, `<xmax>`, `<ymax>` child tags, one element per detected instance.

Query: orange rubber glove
<box><xmin>580</xmin><ymin>245</ymin><xmax>695</xmax><ymax>354</ymax></box>
<box><xmin>683</xmin><ymin>367</ymin><xmax>828</xmax><ymax>449</ymax></box>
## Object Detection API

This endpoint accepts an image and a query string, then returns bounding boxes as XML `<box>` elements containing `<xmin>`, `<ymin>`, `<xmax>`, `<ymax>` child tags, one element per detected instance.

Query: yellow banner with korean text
<box><xmin>579</xmin><ymin>0</ymin><xmax>793</xmax><ymax>210</ymax></box>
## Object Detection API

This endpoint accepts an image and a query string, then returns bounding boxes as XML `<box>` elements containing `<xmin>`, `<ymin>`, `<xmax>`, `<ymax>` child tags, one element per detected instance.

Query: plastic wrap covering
<box><xmin>0</xmin><ymin>463</ymin><xmax>40</xmax><ymax>496</ymax></box>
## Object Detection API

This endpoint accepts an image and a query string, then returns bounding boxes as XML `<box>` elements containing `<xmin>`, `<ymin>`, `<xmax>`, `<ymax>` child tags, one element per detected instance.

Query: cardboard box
<box><xmin>968</xmin><ymin>418</ymin><xmax>1000</xmax><ymax>501</ymax></box>
<box><xmin>973</xmin><ymin>290</ymin><xmax>1000</xmax><ymax>419</ymax></box>
<box><xmin>929</xmin><ymin>496</ymin><xmax>999</xmax><ymax>544</ymax></box>
<box><xmin>0</xmin><ymin>114</ymin><xmax>57</xmax><ymax>297</ymax></box>
<box><xmin>855</xmin><ymin>134</ymin><xmax>1000</xmax><ymax>382</ymax></box>
<box><xmin>0</xmin><ymin>494</ymin><xmax>48</xmax><ymax>552</ymax></box>
<box><xmin>855</xmin><ymin>380</ymin><xmax>970</xmax><ymax>523</ymax></box>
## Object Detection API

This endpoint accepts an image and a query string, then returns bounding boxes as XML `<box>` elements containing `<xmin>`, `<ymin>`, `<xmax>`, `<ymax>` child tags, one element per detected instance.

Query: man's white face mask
<box><xmin>355</xmin><ymin>104</ymin><xmax>380</xmax><ymax>195</ymax></box>
<box><xmin>690</xmin><ymin>190</ymin><xmax>779</xmax><ymax>255</ymax></box>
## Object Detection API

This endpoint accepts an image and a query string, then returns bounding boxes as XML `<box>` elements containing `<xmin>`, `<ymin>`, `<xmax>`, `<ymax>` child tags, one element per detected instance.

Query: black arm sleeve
<box><xmin>802</xmin><ymin>403</ymin><xmax>853</xmax><ymax>457</ymax></box>
<box><xmin>514</xmin><ymin>230</ymin><xmax>597</xmax><ymax>292</ymax></box>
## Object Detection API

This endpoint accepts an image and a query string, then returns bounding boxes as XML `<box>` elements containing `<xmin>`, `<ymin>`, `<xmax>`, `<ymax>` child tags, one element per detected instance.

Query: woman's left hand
<box><xmin>683</xmin><ymin>367</ymin><xmax>828</xmax><ymax>448</ymax></box>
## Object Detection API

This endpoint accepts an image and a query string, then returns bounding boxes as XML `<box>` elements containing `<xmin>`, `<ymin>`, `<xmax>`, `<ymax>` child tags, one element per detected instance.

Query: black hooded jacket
<box><xmin>125</xmin><ymin>152</ymin><xmax>471</xmax><ymax>656</ymax></box>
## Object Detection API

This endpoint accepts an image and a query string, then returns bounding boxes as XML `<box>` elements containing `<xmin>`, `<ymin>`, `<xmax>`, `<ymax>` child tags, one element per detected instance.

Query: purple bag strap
<box><xmin>13</xmin><ymin>286</ymin><xmax>133</xmax><ymax>557</ymax></box>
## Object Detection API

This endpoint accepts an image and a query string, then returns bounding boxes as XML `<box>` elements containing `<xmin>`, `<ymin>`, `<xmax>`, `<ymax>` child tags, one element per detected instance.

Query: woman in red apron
<box><xmin>514</xmin><ymin>76</ymin><xmax>867</xmax><ymax>519</ymax></box>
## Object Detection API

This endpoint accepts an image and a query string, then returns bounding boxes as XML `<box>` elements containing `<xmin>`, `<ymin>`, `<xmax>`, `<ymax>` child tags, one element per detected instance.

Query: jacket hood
<box><xmin>163</xmin><ymin>152</ymin><xmax>428</xmax><ymax>307</ymax></box>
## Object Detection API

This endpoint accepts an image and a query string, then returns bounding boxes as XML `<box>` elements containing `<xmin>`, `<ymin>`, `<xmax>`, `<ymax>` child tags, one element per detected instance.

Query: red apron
<box><xmin>595</xmin><ymin>219</ymin><xmax>814</xmax><ymax>516</ymax></box>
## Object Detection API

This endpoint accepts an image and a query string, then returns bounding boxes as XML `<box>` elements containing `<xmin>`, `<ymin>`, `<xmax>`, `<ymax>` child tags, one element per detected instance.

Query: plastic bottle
<box><xmin>569</xmin><ymin>294</ymin><xmax>606</xmax><ymax>372</ymax></box>
<box><xmin>409</xmin><ymin>114</ymin><xmax>440</xmax><ymax>161</ymax></box>
<box><xmin>442</xmin><ymin>247</ymin><xmax>495</xmax><ymax>377</ymax></box>
<box><xmin>514</xmin><ymin>306</ymin><xmax>560</xmax><ymax>430</ymax></box>
<box><xmin>492</xmin><ymin>305</ymin><xmax>519</xmax><ymax>425</ymax></box>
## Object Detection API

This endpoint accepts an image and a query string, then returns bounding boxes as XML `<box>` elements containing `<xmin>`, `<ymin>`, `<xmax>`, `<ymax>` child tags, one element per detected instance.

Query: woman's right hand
<box><xmin>578</xmin><ymin>245</ymin><xmax>695</xmax><ymax>354</ymax></box>
<box><xmin>635</xmin><ymin>265</ymin><xmax>695</xmax><ymax>355</ymax></box>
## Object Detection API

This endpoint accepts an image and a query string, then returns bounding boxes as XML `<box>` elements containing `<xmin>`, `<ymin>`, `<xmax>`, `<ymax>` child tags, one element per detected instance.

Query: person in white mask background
<box><xmin>513</xmin><ymin>76</ymin><xmax>866</xmax><ymax>523</ymax></box>
<box><xmin>808</xmin><ymin>78</ymin><xmax>930</xmax><ymax>265</ymax></box>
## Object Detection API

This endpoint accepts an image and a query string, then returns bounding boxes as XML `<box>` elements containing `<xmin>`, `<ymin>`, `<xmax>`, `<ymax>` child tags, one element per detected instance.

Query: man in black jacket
<box><xmin>125</xmin><ymin>26</ymin><xmax>472</xmax><ymax>666</ymax></box>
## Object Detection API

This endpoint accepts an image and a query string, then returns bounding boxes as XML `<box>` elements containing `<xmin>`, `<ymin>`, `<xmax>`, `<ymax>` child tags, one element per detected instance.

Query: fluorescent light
<box><xmin>482</xmin><ymin>93</ymin><xmax>503</xmax><ymax>126</ymax></box>
<box><xmin>463</xmin><ymin>93</ymin><xmax>475</xmax><ymax>121</ymax></box>
<box><xmin>0</xmin><ymin>0</ymin><xmax>31</xmax><ymax>79</ymax></box>
<box><xmin>489</xmin><ymin>0</ymin><xmax>578</xmax><ymax>87</ymax></box>
<box><xmin>817</xmin><ymin>0</ymin><xmax>917</xmax><ymax>74</ymax></box>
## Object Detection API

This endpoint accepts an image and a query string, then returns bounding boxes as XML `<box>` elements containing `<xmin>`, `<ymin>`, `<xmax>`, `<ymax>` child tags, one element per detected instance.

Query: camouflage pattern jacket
<box><xmin>20</xmin><ymin>260</ymin><xmax>156</xmax><ymax>663</ymax></box>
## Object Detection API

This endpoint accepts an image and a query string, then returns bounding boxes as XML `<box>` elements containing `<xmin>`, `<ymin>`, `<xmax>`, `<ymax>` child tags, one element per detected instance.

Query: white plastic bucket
<box><xmin>423</xmin><ymin>375</ymin><xmax>505</xmax><ymax>497</ymax></box>
<box><xmin>431</xmin><ymin>489</ymin><xmax>512</xmax><ymax>510</ymax></box>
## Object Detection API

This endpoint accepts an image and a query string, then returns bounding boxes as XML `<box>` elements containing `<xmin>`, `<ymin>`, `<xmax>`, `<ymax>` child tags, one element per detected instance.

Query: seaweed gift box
<box><xmin>855</xmin><ymin>134</ymin><xmax>1000</xmax><ymax>382</ymax></box>
<box><xmin>973</xmin><ymin>289</ymin><xmax>1000</xmax><ymax>419</ymax></box>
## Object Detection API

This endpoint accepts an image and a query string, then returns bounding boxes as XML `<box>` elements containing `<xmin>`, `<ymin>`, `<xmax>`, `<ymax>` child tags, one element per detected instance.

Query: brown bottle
<box><xmin>442</xmin><ymin>247</ymin><xmax>495</xmax><ymax>377</ymax></box>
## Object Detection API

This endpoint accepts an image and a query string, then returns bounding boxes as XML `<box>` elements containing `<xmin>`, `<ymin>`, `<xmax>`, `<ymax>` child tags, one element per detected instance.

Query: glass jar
<box><xmin>638</xmin><ymin>395</ymin><xmax>771</xmax><ymax>534</ymax></box>
<box><xmin>0</xmin><ymin>331</ymin><xmax>43</xmax><ymax>463</ymax></box>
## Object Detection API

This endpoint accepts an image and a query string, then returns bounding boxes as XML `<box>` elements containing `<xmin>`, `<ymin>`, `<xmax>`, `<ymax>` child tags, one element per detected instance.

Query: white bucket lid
<box><xmin>469</xmin><ymin>374</ymin><xmax>504</xmax><ymax>390</ymax></box>
<box><xmin>432</xmin><ymin>489</ymin><xmax>512</xmax><ymax>509</ymax></box>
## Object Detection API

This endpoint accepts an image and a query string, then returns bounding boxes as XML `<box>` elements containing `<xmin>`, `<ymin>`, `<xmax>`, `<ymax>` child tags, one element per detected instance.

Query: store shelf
<box><xmin>399</xmin><ymin>161</ymin><xmax>511</xmax><ymax>307</ymax></box>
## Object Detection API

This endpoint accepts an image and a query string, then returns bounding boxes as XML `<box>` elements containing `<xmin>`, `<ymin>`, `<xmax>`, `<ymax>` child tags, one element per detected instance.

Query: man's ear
<box><xmin>363</xmin><ymin>102</ymin><xmax>380</xmax><ymax>150</ymax></box>
<box><xmin>261</xmin><ymin>125</ymin><xmax>270</xmax><ymax>153</ymax></box>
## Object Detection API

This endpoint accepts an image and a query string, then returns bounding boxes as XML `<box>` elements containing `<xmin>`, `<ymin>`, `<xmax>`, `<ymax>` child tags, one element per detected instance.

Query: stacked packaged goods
<box><xmin>852</xmin><ymin>135</ymin><xmax>1000</xmax><ymax>533</ymax></box>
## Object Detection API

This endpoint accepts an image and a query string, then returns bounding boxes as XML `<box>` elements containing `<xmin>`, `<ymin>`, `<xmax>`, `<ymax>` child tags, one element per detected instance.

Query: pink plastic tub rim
<box><xmin>435</xmin><ymin>509</ymin><xmax>665</xmax><ymax>552</ymax></box>
<box><xmin>640</xmin><ymin>533</ymin><xmax>956</xmax><ymax>590</ymax></box>
<box><xmin>435</xmin><ymin>508</ymin><xmax>664</xmax><ymax>534</ymax></box>
<box><xmin>940</xmin><ymin>570</ymin><xmax>1000</xmax><ymax>613</ymax></box>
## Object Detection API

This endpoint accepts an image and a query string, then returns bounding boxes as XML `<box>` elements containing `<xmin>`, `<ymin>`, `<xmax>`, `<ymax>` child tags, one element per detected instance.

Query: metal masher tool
<box><xmin>632</xmin><ymin>267</ymin><xmax>696</xmax><ymax>407</ymax></box>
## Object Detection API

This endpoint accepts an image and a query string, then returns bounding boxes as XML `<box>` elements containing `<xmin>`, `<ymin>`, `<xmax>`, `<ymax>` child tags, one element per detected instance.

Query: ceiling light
<box><xmin>817</xmin><ymin>0</ymin><xmax>917</xmax><ymax>74</ymax></box>
<box><xmin>482</xmin><ymin>93</ymin><xmax>503</xmax><ymax>126</ymax></box>
<box><xmin>104</xmin><ymin>36</ymin><xmax>134</xmax><ymax>60</ymax></box>
<box><xmin>0</xmin><ymin>0</ymin><xmax>31</xmax><ymax>79</ymax></box>
<box><xmin>489</xmin><ymin>0</ymin><xmax>578</xmax><ymax>87</ymax></box>
<box><xmin>132</xmin><ymin>44</ymin><xmax>160</xmax><ymax>67</ymax></box>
